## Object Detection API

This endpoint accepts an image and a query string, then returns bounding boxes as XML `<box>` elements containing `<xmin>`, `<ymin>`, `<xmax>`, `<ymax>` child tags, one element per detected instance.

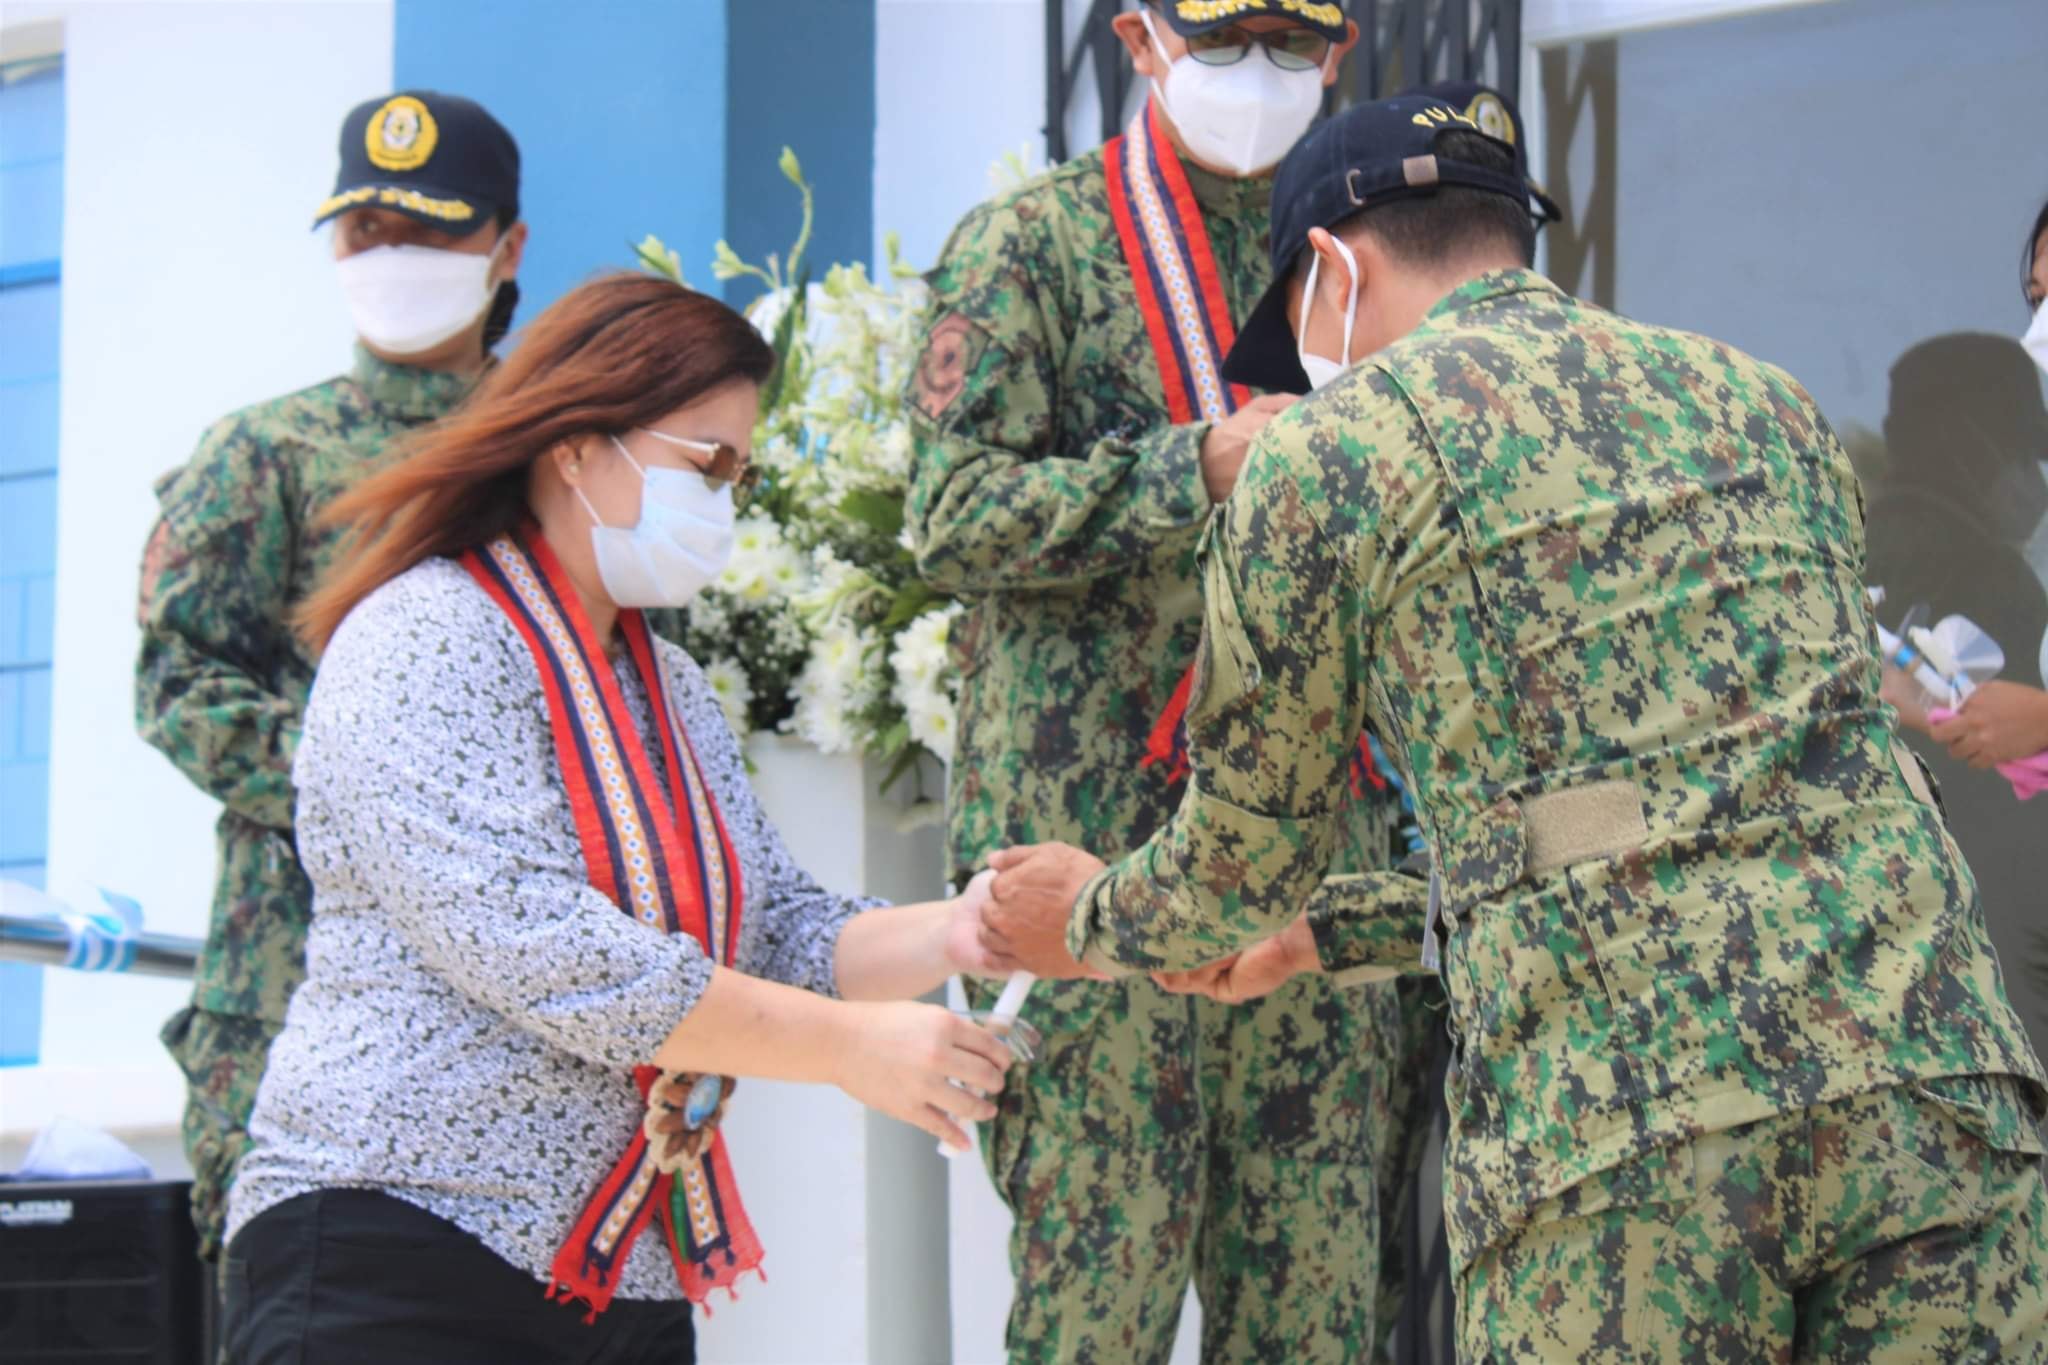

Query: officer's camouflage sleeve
<box><xmin>134</xmin><ymin>418</ymin><xmax>301</xmax><ymax>831</ymax></box>
<box><xmin>1300</xmin><ymin>871</ymin><xmax>1431</xmax><ymax>986</ymax></box>
<box><xmin>1069</xmin><ymin>413</ymin><xmax>1379</xmax><ymax>972</ymax></box>
<box><xmin>905</xmin><ymin>199</ymin><xmax>1211</xmax><ymax>595</ymax></box>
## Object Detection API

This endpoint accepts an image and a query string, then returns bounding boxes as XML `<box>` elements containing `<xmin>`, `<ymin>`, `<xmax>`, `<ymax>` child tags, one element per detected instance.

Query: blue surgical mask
<box><xmin>575</xmin><ymin>433</ymin><xmax>736</xmax><ymax>609</ymax></box>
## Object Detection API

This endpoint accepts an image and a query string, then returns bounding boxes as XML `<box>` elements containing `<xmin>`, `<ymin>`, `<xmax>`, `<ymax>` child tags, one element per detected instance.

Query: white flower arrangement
<box><xmin>634</xmin><ymin>148</ymin><xmax>962</xmax><ymax>788</ymax></box>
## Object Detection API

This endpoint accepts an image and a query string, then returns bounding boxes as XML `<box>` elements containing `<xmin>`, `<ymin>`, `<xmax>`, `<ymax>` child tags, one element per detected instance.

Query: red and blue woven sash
<box><xmin>1104</xmin><ymin>98</ymin><xmax>1253</xmax><ymax>426</ymax></box>
<box><xmin>1110</xmin><ymin>107</ymin><xmax>1382</xmax><ymax>794</ymax></box>
<box><xmin>462</xmin><ymin>525</ymin><xmax>761</xmax><ymax>1319</ymax></box>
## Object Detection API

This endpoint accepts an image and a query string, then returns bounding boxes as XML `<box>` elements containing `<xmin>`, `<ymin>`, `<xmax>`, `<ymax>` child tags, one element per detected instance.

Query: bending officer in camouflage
<box><xmin>903</xmin><ymin>3</ymin><xmax>1445</xmax><ymax>1360</ymax></box>
<box><xmin>982</xmin><ymin>94</ymin><xmax>2048</xmax><ymax>1360</ymax></box>
<box><xmin>136</xmin><ymin>91</ymin><xmax>525</xmax><ymax>1259</ymax></box>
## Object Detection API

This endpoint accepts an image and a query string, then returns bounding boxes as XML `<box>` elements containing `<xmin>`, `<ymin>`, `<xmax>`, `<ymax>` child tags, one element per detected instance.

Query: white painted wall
<box><xmin>873</xmin><ymin>0</ymin><xmax>1046</xmax><ymax>273</ymax></box>
<box><xmin>2</xmin><ymin>0</ymin><xmax>394</xmax><ymax>1143</ymax></box>
<box><xmin>1523</xmin><ymin>0</ymin><xmax>1843</xmax><ymax>45</ymax></box>
<box><xmin>1524</xmin><ymin>0</ymin><xmax>1834</xmax><ymax>45</ymax></box>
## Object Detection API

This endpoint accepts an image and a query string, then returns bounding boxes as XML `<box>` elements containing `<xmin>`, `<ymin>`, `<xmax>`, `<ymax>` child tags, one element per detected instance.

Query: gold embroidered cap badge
<box><xmin>366</xmin><ymin>94</ymin><xmax>439</xmax><ymax>172</ymax></box>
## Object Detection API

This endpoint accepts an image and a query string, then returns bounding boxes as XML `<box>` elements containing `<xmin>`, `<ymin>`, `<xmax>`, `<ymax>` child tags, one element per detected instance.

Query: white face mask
<box><xmin>2024</xmin><ymin>300</ymin><xmax>2048</xmax><ymax>380</ymax></box>
<box><xmin>1295</xmin><ymin>236</ymin><xmax>1359</xmax><ymax>392</ymax></box>
<box><xmin>1143</xmin><ymin>12</ymin><xmax>1327</xmax><ymax>177</ymax></box>
<box><xmin>575</xmin><ymin>433</ymin><xmax>737</xmax><ymax>609</ymax></box>
<box><xmin>335</xmin><ymin>241</ymin><xmax>502</xmax><ymax>357</ymax></box>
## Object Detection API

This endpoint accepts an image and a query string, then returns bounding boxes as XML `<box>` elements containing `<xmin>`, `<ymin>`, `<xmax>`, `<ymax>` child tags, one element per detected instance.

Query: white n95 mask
<box><xmin>336</xmin><ymin>242</ymin><xmax>501</xmax><ymax>356</ymax></box>
<box><xmin>1143</xmin><ymin>11</ymin><xmax>1327</xmax><ymax>178</ymax></box>
<box><xmin>576</xmin><ymin>434</ymin><xmax>736</xmax><ymax>609</ymax></box>
<box><xmin>1296</xmin><ymin>236</ymin><xmax>1359</xmax><ymax>392</ymax></box>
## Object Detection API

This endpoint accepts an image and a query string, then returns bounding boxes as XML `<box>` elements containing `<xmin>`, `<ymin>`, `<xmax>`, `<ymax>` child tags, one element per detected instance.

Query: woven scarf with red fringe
<box><xmin>1108</xmin><ymin>99</ymin><xmax>1381</xmax><ymax>798</ymax></box>
<box><xmin>1106</xmin><ymin>96</ymin><xmax>1251</xmax><ymax>426</ymax></box>
<box><xmin>463</xmin><ymin>523</ymin><xmax>762</xmax><ymax>1321</ymax></box>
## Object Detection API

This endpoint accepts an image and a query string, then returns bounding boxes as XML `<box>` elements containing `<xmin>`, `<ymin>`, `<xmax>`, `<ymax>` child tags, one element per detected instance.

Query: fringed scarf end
<box><xmin>1142</xmin><ymin>667</ymin><xmax>1197</xmax><ymax>785</ymax></box>
<box><xmin>545</xmin><ymin>1277</ymin><xmax>605</xmax><ymax>1327</ymax></box>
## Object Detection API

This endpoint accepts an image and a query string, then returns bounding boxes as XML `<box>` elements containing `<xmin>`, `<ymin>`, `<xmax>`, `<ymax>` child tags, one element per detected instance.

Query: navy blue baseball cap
<box><xmin>312</xmin><ymin>91</ymin><xmax>520</xmax><ymax>233</ymax></box>
<box><xmin>1221</xmin><ymin>93</ymin><xmax>1549</xmax><ymax>394</ymax></box>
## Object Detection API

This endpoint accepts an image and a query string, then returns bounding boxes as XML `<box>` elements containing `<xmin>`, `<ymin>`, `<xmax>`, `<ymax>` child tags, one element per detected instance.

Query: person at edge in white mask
<box><xmin>1885</xmin><ymin>194</ymin><xmax>2048</xmax><ymax>771</ymax></box>
<box><xmin>215</xmin><ymin>273</ymin><xmax>1024</xmax><ymax>1364</ymax></box>
<box><xmin>135</xmin><ymin>90</ymin><xmax>528</xmax><ymax>1293</ymax></box>
<box><xmin>899</xmin><ymin>3</ymin><xmax>1409</xmax><ymax>1361</ymax></box>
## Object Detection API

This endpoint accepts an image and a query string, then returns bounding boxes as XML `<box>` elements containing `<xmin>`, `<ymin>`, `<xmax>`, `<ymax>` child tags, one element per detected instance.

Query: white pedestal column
<box><xmin>692</xmin><ymin>735</ymin><xmax>951</xmax><ymax>1365</ymax></box>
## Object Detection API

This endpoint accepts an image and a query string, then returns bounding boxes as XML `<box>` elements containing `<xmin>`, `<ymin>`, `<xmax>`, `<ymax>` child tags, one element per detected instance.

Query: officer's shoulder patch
<box><xmin>136</xmin><ymin>518</ymin><xmax>186</xmax><ymax>623</ymax></box>
<box><xmin>912</xmin><ymin>311</ymin><xmax>993</xmax><ymax>422</ymax></box>
<box><xmin>366</xmin><ymin>95</ymin><xmax>438</xmax><ymax>172</ymax></box>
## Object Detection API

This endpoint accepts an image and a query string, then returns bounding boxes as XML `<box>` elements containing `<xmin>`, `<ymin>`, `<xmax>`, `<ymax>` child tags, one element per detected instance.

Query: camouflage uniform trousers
<box><xmin>160</xmin><ymin>1005</ymin><xmax>282</xmax><ymax>1261</ymax></box>
<box><xmin>1457</xmin><ymin>1073</ymin><xmax>2048</xmax><ymax>1363</ymax></box>
<box><xmin>975</xmin><ymin>969</ymin><xmax>1403</xmax><ymax>1364</ymax></box>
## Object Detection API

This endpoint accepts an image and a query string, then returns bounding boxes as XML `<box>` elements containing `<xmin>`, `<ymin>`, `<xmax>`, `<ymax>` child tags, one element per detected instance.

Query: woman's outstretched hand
<box><xmin>832</xmin><ymin>1001</ymin><xmax>1014</xmax><ymax>1151</ymax></box>
<box><xmin>945</xmin><ymin>869</ymin><xmax>1021</xmax><ymax>979</ymax></box>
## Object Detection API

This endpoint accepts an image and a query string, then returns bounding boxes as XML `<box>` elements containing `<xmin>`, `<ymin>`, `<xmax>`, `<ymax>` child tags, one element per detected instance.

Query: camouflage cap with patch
<box><xmin>312</xmin><ymin>90</ymin><xmax>520</xmax><ymax>233</ymax></box>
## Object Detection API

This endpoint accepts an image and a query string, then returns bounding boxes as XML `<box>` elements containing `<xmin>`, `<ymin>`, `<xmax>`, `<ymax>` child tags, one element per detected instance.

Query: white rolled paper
<box><xmin>942</xmin><ymin>970</ymin><xmax>1037</xmax><ymax>1158</ymax></box>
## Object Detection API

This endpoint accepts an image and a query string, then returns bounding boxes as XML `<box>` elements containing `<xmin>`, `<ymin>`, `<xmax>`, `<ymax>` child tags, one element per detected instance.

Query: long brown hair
<box><xmin>297</xmin><ymin>272</ymin><xmax>775</xmax><ymax>652</ymax></box>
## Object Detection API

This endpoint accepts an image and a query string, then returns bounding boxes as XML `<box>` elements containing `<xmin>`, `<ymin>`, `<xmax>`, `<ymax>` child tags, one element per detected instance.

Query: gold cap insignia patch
<box><xmin>366</xmin><ymin>95</ymin><xmax>438</xmax><ymax>173</ymax></box>
<box><xmin>1465</xmin><ymin>92</ymin><xmax>1513</xmax><ymax>145</ymax></box>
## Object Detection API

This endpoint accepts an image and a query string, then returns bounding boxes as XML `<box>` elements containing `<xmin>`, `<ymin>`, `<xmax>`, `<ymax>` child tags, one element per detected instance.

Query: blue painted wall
<box><xmin>393</xmin><ymin>0</ymin><xmax>729</xmax><ymax>321</ymax></box>
<box><xmin>721</xmin><ymin>0</ymin><xmax>875</xmax><ymax>308</ymax></box>
<box><xmin>0</xmin><ymin>56</ymin><xmax>64</xmax><ymax>1066</ymax></box>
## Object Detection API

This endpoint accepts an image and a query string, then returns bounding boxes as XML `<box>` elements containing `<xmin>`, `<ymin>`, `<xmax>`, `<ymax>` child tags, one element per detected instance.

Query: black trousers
<box><xmin>220</xmin><ymin>1189</ymin><xmax>695</xmax><ymax>1365</ymax></box>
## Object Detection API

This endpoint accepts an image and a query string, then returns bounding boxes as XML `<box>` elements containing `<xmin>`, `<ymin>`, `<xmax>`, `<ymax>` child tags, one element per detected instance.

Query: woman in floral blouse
<box><xmin>219</xmin><ymin>274</ymin><xmax>1016</xmax><ymax>1364</ymax></box>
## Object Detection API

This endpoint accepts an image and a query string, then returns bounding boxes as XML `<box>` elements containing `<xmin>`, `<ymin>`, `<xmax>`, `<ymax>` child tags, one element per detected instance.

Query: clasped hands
<box><xmin>955</xmin><ymin>841</ymin><xmax>1320</xmax><ymax>1004</ymax></box>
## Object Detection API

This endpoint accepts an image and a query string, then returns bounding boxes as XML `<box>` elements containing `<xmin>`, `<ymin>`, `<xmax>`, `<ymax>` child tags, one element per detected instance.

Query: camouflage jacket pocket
<box><xmin>1915</xmin><ymin>1073</ymin><xmax>2048</xmax><ymax>1158</ymax></box>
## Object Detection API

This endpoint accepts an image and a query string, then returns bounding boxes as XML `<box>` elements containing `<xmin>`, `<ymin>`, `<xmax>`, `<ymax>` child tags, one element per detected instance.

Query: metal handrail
<box><xmin>0</xmin><ymin>912</ymin><xmax>199</xmax><ymax>979</ymax></box>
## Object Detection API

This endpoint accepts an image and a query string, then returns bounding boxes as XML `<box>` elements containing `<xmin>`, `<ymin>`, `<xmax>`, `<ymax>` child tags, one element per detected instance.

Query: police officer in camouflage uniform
<box><xmin>904</xmin><ymin>3</ymin><xmax>1434</xmax><ymax>1360</ymax></box>
<box><xmin>985</xmin><ymin>94</ymin><xmax>2048</xmax><ymax>1360</ymax></box>
<box><xmin>137</xmin><ymin>91</ymin><xmax>525</xmax><ymax>1261</ymax></box>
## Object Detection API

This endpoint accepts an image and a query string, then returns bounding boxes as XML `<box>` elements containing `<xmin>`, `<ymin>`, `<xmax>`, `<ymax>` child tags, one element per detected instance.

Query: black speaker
<box><xmin>0</xmin><ymin>1179</ymin><xmax>202</xmax><ymax>1363</ymax></box>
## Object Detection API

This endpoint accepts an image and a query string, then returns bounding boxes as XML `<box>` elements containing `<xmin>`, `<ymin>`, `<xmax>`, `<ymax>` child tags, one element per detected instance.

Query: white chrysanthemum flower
<box><xmin>719</xmin><ymin>515</ymin><xmax>790</xmax><ymax>602</ymax></box>
<box><xmin>732</xmin><ymin>515</ymin><xmax>784</xmax><ymax>558</ymax></box>
<box><xmin>786</xmin><ymin>621</ymin><xmax>877</xmax><ymax>755</ymax></box>
<box><xmin>890</xmin><ymin>605</ymin><xmax>954</xmax><ymax>692</ymax></box>
<box><xmin>790</xmin><ymin>687</ymin><xmax>856</xmax><ymax>754</ymax></box>
<box><xmin>701</xmin><ymin>657</ymin><xmax>755</xmax><ymax>737</ymax></box>
<box><xmin>904</xmin><ymin>689</ymin><xmax>958</xmax><ymax>765</ymax></box>
<box><xmin>764</xmin><ymin>544</ymin><xmax>808</xmax><ymax>599</ymax></box>
<box><xmin>813</xmin><ymin>621</ymin><xmax>868</xmax><ymax>694</ymax></box>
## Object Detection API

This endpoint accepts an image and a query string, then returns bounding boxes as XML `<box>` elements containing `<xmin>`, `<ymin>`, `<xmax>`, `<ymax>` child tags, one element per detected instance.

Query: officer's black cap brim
<box><xmin>1159</xmin><ymin>2</ymin><xmax>1349</xmax><ymax>42</ymax></box>
<box><xmin>1224</xmin><ymin>273</ymin><xmax>1312</xmax><ymax>395</ymax></box>
<box><xmin>311</xmin><ymin>180</ymin><xmax>502</xmax><ymax>235</ymax></box>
